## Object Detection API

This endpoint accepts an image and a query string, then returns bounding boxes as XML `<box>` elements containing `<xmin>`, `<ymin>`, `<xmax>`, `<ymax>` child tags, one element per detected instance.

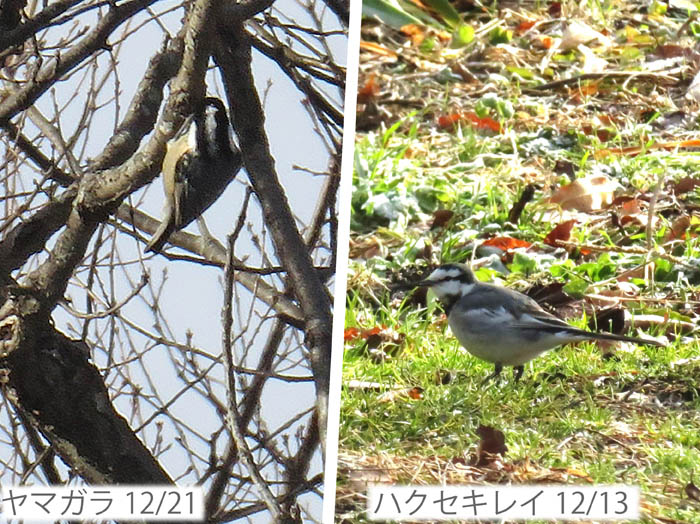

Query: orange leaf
<box><xmin>377</xmin><ymin>386</ymin><xmax>424</xmax><ymax>403</ymax></box>
<box><xmin>362</xmin><ymin>325</ymin><xmax>383</xmax><ymax>338</ymax></box>
<box><xmin>434</xmin><ymin>30</ymin><xmax>452</xmax><ymax>44</ymax></box>
<box><xmin>544</xmin><ymin>219</ymin><xmax>577</xmax><ymax>246</ymax></box>
<box><xmin>517</xmin><ymin>20</ymin><xmax>537</xmax><ymax>32</ymax></box>
<box><xmin>482</xmin><ymin>236</ymin><xmax>532</xmax><ymax>251</ymax></box>
<box><xmin>359</xmin><ymin>40</ymin><xmax>398</xmax><ymax>59</ymax></box>
<box><xmin>344</xmin><ymin>327</ymin><xmax>360</xmax><ymax>341</ymax></box>
<box><xmin>565</xmin><ymin>468</ymin><xmax>593</xmax><ymax>481</ymax></box>
<box><xmin>400</xmin><ymin>24</ymin><xmax>425</xmax><ymax>46</ymax></box>
<box><xmin>437</xmin><ymin>112</ymin><xmax>462</xmax><ymax>129</ymax></box>
<box><xmin>357</xmin><ymin>73</ymin><xmax>380</xmax><ymax>103</ymax></box>
<box><xmin>437</xmin><ymin>112</ymin><xmax>501</xmax><ymax>133</ymax></box>
<box><xmin>571</xmin><ymin>84</ymin><xmax>599</xmax><ymax>97</ymax></box>
<box><xmin>404</xmin><ymin>0</ymin><xmax>429</xmax><ymax>9</ymax></box>
<box><xmin>463</xmin><ymin>112</ymin><xmax>501</xmax><ymax>133</ymax></box>
<box><xmin>407</xmin><ymin>386</ymin><xmax>424</xmax><ymax>399</ymax></box>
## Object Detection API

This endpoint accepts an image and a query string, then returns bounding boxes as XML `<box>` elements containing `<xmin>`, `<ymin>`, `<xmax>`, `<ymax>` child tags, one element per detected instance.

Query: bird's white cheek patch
<box><xmin>187</xmin><ymin>123</ymin><xmax>198</xmax><ymax>149</ymax></box>
<box><xmin>427</xmin><ymin>268</ymin><xmax>449</xmax><ymax>281</ymax></box>
<box><xmin>433</xmin><ymin>281</ymin><xmax>472</xmax><ymax>299</ymax></box>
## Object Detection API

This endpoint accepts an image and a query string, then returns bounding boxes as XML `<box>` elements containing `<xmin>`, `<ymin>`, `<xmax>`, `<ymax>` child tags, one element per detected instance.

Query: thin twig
<box><xmin>222</xmin><ymin>233</ymin><xmax>283</xmax><ymax>520</ymax></box>
<box><xmin>556</xmin><ymin>240</ymin><xmax>696</xmax><ymax>270</ymax></box>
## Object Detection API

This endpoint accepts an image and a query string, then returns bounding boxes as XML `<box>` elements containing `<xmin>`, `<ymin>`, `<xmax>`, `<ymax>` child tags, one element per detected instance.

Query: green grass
<box><xmin>342</xmin><ymin>4</ymin><xmax>700</xmax><ymax>521</ymax></box>
<box><xmin>340</xmin><ymin>314</ymin><xmax>700</xmax><ymax>522</ymax></box>
<box><xmin>340</xmin><ymin>124</ymin><xmax>700</xmax><ymax>521</ymax></box>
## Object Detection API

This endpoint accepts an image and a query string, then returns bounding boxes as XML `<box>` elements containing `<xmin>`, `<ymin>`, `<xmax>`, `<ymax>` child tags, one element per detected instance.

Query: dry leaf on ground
<box><xmin>548</xmin><ymin>175</ymin><xmax>619</xmax><ymax>212</ymax></box>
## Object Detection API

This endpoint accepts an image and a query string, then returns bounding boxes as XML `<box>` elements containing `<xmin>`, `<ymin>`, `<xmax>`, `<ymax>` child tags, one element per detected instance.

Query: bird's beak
<box><xmin>172</xmin><ymin>114</ymin><xmax>195</xmax><ymax>141</ymax></box>
<box><xmin>390</xmin><ymin>278</ymin><xmax>432</xmax><ymax>291</ymax></box>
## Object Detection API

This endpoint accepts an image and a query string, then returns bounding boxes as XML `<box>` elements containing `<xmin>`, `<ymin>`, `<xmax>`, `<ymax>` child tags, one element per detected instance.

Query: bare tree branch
<box><xmin>0</xmin><ymin>0</ymin><xmax>343</xmax><ymax>516</ymax></box>
<box><xmin>214</xmin><ymin>20</ymin><xmax>333</xmax><ymax>454</ymax></box>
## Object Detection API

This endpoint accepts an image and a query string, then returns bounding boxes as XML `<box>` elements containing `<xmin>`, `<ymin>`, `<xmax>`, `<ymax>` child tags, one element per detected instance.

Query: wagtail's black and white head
<box><xmin>405</xmin><ymin>263</ymin><xmax>663</xmax><ymax>382</ymax></box>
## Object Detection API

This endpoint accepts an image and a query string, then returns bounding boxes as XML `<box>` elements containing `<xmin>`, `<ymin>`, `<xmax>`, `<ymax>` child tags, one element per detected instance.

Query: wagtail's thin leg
<box><xmin>513</xmin><ymin>365</ymin><xmax>524</xmax><ymax>382</ymax></box>
<box><xmin>482</xmin><ymin>362</ymin><xmax>503</xmax><ymax>385</ymax></box>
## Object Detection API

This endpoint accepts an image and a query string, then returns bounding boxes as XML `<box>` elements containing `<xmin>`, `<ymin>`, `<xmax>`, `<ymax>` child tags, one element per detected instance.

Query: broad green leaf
<box><xmin>510</xmin><ymin>252</ymin><xmax>537</xmax><ymax>276</ymax></box>
<box><xmin>479</xmin><ymin>93</ymin><xmax>499</xmax><ymax>110</ymax></box>
<box><xmin>363</xmin><ymin>0</ymin><xmax>425</xmax><ymax>28</ymax></box>
<box><xmin>621</xmin><ymin>47</ymin><xmax>642</xmax><ymax>61</ymax></box>
<box><xmin>419</xmin><ymin>35</ymin><xmax>437</xmax><ymax>53</ymax></box>
<box><xmin>563</xmin><ymin>277</ymin><xmax>589</xmax><ymax>298</ymax></box>
<box><xmin>490</xmin><ymin>26</ymin><xmax>513</xmax><ymax>44</ymax></box>
<box><xmin>506</xmin><ymin>66</ymin><xmax>535</xmax><ymax>80</ymax></box>
<box><xmin>450</xmin><ymin>23</ymin><xmax>475</xmax><ymax>48</ymax></box>
<box><xmin>423</xmin><ymin>0</ymin><xmax>461</xmax><ymax>28</ymax></box>
<box><xmin>474</xmin><ymin>104</ymin><xmax>489</xmax><ymax>119</ymax></box>
<box><xmin>497</xmin><ymin>99</ymin><xmax>514</xmax><ymax>118</ymax></box>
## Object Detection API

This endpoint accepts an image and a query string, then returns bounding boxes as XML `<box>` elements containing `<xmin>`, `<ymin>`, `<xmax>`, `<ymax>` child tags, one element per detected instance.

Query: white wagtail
<box><xmin>399</xmin><ymin>263</ymin><xmax>663</xmax><ymax>382</ymax></box>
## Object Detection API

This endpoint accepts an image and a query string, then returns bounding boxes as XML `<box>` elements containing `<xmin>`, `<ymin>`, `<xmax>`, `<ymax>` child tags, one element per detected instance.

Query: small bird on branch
<box><xmin>147</xmin><ymin>97</ymin><xmax>243</xmax><ymax>253</ymax></box>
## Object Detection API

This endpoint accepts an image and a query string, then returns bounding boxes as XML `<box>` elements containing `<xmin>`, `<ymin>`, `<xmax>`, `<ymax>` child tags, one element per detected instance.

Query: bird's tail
<box><xmin>145</xmin><ymin>220</ymin><xmax>174</xmax><ymax>253</ymax></box>
<box><xmin>570</xmin><ymin>327</ymin><xmax>665</xmax><ymax>347</ymax></box>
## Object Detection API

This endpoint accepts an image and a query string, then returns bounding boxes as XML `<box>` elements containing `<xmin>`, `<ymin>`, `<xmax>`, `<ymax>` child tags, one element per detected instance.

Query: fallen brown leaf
<box><xmin>544</xmin><ymin>219</ymin><xmax>577</xmax><ymax>246</ymax></box>
<box><xmin>673</xmin><ymin>177</ymin><xmax>700</xmax><ymax>195</ymax></box>
<box><xmin>685</xmin><ymin>481</ymin><xmax>700</xmax><ymax>503</ymax></box>
<box><xmin>516</xmin><ymin>20</ymin><xmax>537</xmax><ymax>33</ymax></box>
<box><xmin>595</xmin><ymin>139</ymin><xmax>700</xmax><ymax>159</ymax></box>
<box><xmin>548</xmin><ymin>175</ymin><xmax>618</xmax><ymax>212</ymax></box>
<box><xmin>358</xmin><ymin>73</ymin><xmax>381</xmax><ymax>103</ymax></box>
<box><xmin>474</xmin><ymin>425</ymin><xmax>507</xmax><ymax>466</ymax></box>
<box><xmin>666</xmin><ymin>215</ymin><xmax>691</xmax><ymax>241</ymax></box>
<box><xmin>431</xmin><ymin>209</ymin><xmax>454</xmax><ymax>229</ymax></box>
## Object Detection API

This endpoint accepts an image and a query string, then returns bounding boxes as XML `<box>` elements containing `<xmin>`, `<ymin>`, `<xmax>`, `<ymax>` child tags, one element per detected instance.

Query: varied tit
<box><xmin>146</xmin><ymin>97</ymin><xmax>242</xmax><ymax>253</ymax></box>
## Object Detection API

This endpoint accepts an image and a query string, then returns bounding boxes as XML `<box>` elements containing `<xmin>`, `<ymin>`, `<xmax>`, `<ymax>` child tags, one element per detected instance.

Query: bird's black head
<box><xmin>196</xmin><ymin>97</ymin><xmax>235</xmax><ymax>160</ymax></box>
<box><xmin>391</xmin><ymin>263</ymin><xmax>476</xmax><ymax>314</ymax></box>
<box><xmin>415</xmin><ymin>263</ymin><xmax>476</xmax><ymax>313</ymax></box>
<box><xmin>392</xmin><ymin>263</ymin><xmax>475</xmax><ymax>290</ymax></box>
<box><xmin>424</xmin><ymin>263</ymin><xmax>476</xmax><ymax>286</ymax></box>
